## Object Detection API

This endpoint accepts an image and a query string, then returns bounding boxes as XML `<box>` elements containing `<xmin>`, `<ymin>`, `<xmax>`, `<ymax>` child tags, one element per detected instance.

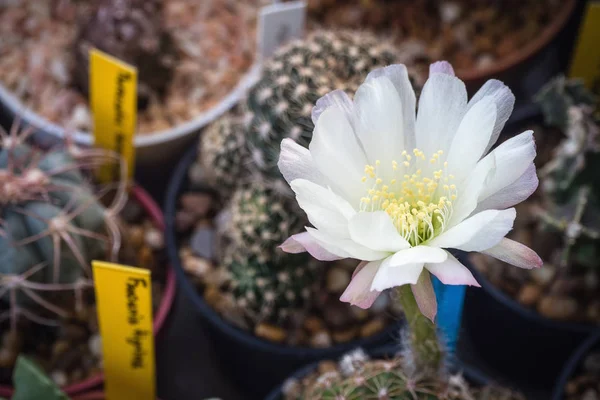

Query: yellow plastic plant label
<box><xmin>90</xmin><ymin>49</ymin><xmax>137</xmax><ymax>182</ymax></box>
<box><xmin>92</xmin><ymin>261</ymin><xmax>155</xmax><ymax>400</ymax></box>
<box><xmin>569</xmin><ymin>1</ymin><xmax>600</xmax><ymax>96</ymax></box>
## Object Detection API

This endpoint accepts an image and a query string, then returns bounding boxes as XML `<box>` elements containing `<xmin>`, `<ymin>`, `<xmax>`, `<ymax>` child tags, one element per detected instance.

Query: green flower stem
<box><xmin>396</xmin><ymin>284</ymin><xmax>442</xmax><ymax>373</ymax></box>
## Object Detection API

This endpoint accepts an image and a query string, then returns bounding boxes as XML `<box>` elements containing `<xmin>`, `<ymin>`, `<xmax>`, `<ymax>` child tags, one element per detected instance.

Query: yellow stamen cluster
<box><xmin>360</xmin><ymin>149</ymin><xmax>457</xmax><ymax>246</ymax></box>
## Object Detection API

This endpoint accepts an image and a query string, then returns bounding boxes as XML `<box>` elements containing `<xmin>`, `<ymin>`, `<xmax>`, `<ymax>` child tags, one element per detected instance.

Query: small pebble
<box><xmin>538</xmin><ymin>296</ymin><xmax>578</xmax><ymax>321</ymax></box>
<box><xmin>0</xmin><ymin>348</ymin><xmax>17</xmax><ymax>368</ymax></box>
<box><xmin>183</xmin><ymin>255</ymin><xmax>212</xmax><ymax>278</ymax></box>
<box><xmin>531</xmin><ymin>266</ymin><xmax>556</xmax><ymax>286</ymax></box>
<box><xmin>326</xmin><ymin>267</ymin><xmax>350</xmax><ymax>293</ymax></box>
<box><xmin>204</xmin><ymin>285</ymin><xmax>222</xmax><ymax>310</ymax></box>
<box><xmin>303</xmin><ymin>316</ymin><xmax>324</xmax><ymax>334</ymax></box>
<box><xmin>190</xmin><ymin>226</ymin><xmax>215</xmax><ymax>259</ymax></box>
<box><xmin>176</xmin><ymin>210</ymin><xmax>197</xmax><ymax>232</ymax></box>
<box><xmin>332</xmin><ymin>328</ymin><xmax>358</xmax><ymax>343</ymax></box>
<box><xmin>88</xmin><ymin>334</ymin><xmax>102</xmax><ymax>358</ymax></box>
<box><xmin>128</xmin><ymin>226</ymin><xmax>145</xmax><ymax>249</ymax></box>
<box><xmin>180</xmin><ymin>192</ymin><xmax>213</xmax><ymax>217</ymax></box>
<box><xmin>323</xmin><ymin>301</ymin><xmax>352</xmax><ymax>328</ymax></box>
<box><xmin>52</xmin><ymin>340</ymin><xmax>70</xmax><ymax>358</ymax></box>
<box><xmin>60</xmin><ymin>324</ymin><xmax>87</xmax><ymax>342</ymax></box>
<box><xmin>255</xmin><ymin>323</ymin><xmax>286</xmax><ymax>343</ymax></box>
<box><xmin>310</xmin><ymin>331</ymin><xmax>332</xmax><ymax>348</ymax></box>
<box><xmin>360</xmin><ymin>318</ymin><xmax>385</xmax><ymax>338</ymax></box>
<box><xmin>144</xmin><ymin>228</ymin><xmax>164</xmax><ymax>249</ymax></box>
<box><xmin>51</xmin><ymin>371</ymin><xmax>68</xmax><ymax>387</ymax></box>
<box><xmin>121</xmin><ymin>201</ymin><xmax>144</xmax><ymax>223</ymax></box>
<box><xmin>317</xmin><ymin>360</ymin><xmax>337</xmax><ymax>375</ymax></box>
<box><xmin>517</xmin><ymin>284</ymin><xmax>542</xmax><ymax>307</ymax></box>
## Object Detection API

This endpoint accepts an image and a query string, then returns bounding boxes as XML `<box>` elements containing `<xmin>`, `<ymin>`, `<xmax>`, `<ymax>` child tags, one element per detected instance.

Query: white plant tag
<box><xmin>257</xmin><ymin>1</ymin><xmax>306</xmax><ymax>59</ymax></box>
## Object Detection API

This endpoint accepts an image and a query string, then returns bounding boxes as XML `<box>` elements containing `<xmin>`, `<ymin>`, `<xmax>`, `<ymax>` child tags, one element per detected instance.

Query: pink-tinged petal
<box><xmin>371</xmin><ymin>258</ymin><xmax>424</xmax><ymax>291</ymax></box>
<box><xmin>340</xmin><ymin>260</ymin><xmax>382</xmax><ymax>309</ymax></box>
<box><xmin>482</xmin><ymin>238</ymin><xmax>543</xmax><ymax>269</ymax></box>
<box><xmin>311</xmin><ymin>89</ymin><xmax>354</xmax><ymax>126</ymax></box>
<box><xmin>429</xmin><ymin>61</ymin><xmax>455</xmax><ymax>76</ymax></box>
<box><xmin>278</xmin><ymin>139</ymin><xmax>329</xmax><ymax>188</ymax></box>
<box><xmin>425</xmin><ymin>252</ymin><xmax>480</xmax><ymax>286</ymax></box>
<box><xmin>279</xmin><ymin>232</ymin><xmax>343</xmax><ymax>261</ymax></box>
<box><xmin>411</xmin><ymin>270</ymin><xmax>437</xmax><ymax>323</ymax></box>
<box><xmin>475</xmin><ymin>163</ymin><xmax>538</xmax><ymax>213</ymax></box>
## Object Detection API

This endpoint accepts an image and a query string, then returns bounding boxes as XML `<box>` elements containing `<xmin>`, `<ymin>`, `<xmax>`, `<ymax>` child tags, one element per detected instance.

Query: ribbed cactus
<box><xmin>0</xmin><ymin>121</ymin><xmax>127</xmax><ymax>330</ymax></box>
<box><xmin>294</xmin><ymin>350</ymin><xmax>524</xmax><ymax>400</ymax></box>
<box><xmin>199</xmin><ymin>30</ymin><xmax>414</xmax><ymax>193</ymax></box>
<box><xmin>226</xmin><ymin>252</ymin><xmax>318</xmax><ymax>324</ymax></box>
<box><xmin>73</xmin><ymin>0</ymin><xmax>177</xmax><ymax>107</ymax></box>
<box><xmin>533</xmin><ymin>78</ymin><xmax>600</xmax><ymax>269</ymax></box>
<box><xmin>245</xmin><ymin>30</ymin><xmax>401</xmax><ymax>179</ymax></box>
<box><xmin>198</xmin><ymin>110</ymin><xmax>249</xmax><ymax>198</ymax></box>
<box><xmin>223</xmin><ymin>182</ymin><xmax>307</xmax><ymax>264</ymax></box>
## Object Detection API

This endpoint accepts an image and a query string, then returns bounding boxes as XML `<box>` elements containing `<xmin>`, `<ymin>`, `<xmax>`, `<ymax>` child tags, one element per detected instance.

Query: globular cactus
<box><xmin>222</xmin><ymin>182</ymin><xmax>307</xmax><ymax>264</ymax></box>
<box><xmin>226</xmin><ymin>252</ymin><xmax>318</xmax><ymax>324</ymax></box>
<box><xmin>533</xmin><ymin>78</ymin><xmax>600</xmax><ymax>269</ymax></box>
<box><xmin>197</xmin><ymin>110</ymin><xmax>249</xmax><ymax>198</ymax></box>
<box><xmin>290</xmin><ymin>350</ymin><xmax>524</xmax><ymax>400</ymax></box>
<box><xmin>244</xmin><ymin>30</ymin><xmax>401</xmax><ymax>180</ymax></box>
<box><xmin>0</xmin><ymin>121</ymin><xmax>127</xmax><ymax>330</ymax></box>
<box><xmin>218</xmin><ymin>181</ymin><xmax>318</xmax><ymax>323</ymax></box>
<box><xmin>199</xmin><ymin>30</ymin><xmax>417</xmax><ymax>194</ymax></box>
<box><xmin>73</xmin><ymin>0</ymin><xmax>177</xmax><ymax>108</ymax></box>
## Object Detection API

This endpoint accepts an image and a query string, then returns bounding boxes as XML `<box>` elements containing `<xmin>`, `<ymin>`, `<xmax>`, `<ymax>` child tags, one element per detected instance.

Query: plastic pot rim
<box><xmin>165</xmin><ymin>146</ymin><xmax>402</xmax><ymax>360</ymax></box>
<box><xmin>0</xmin><ymin>63</ymin><xmax>261</xmax><ymax>149</ymax></box>
<box><xmin>0</xmin><ymin>185</ymin><xmax>177</xmax><ymax>397</ymax></box>
<box><xmin>551</xmin><ymin>328</ymin><xmax>600</xmax><ymax>400</ymax></box>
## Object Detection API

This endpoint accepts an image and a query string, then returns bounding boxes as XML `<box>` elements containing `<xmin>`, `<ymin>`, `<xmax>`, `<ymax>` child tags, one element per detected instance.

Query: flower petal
<box><xmin>446</xmin><ymin>96</ymin><xmax>497</xmax><ymax>182</ymax></box>
<box><xmin>389</xmin><ymin>246</ymin><xmax>447</xmax><ymax>266</ymax></box>
<box><xmin>415</xmin><ymin>73</ymin><xmax>467</xmax><ymax>158</ymax></box>
<box><xmin>340</xmin><ymin>260</ymin><xmax>382</xmax><ymax>309</ymax></box>
<box><xmin>353</xmin><ymin>75</ymin><xmax>405</xmax><ymax>178</ymax></box>
<box><xmin>348</xmin><ymin>211</ymin><xmax>410</xmax><ymax>252</ymax></box>
<box><xmin>365</xmin><ymin>64</ymin><xmax>417</xmax><ymax>151</ymax></box>
<box><xmin>411</xmin><ymin>270</ymin><xmax>437</xmax><ymax>323</ymax></box>
<box><xmin>449</xmin><ymin>152</ymin><xmax>496</xmax><ymax>226</ymax></box>
<box><xmin>371</xmin><ymin>258</ymin><xmax>424</xmax><ymax>291</ymax></box>
<box><xmin>474</xmin><ymin>163</ymin><xmax>538</xmax><ymax>212</ymax></box>
<box><xmin>311</xmin><ymin>89</ymin><xmax>354</xmax><ymax>125</ymax></box>
<box><xmin>429</xmin><ymin>61</ymin><xmax>455</xmax><ymax>76</ymax></box>
<box><xmin>467</xmin><ymin>79</ymin><xmax>515</xmax><ymax>154</ymax></box>
<box><xmin>425</xmin><ymin>252</ymin><xmax>480</xmax><ymax>286</ymax></box>
<box><xmin>307</xmin><ymin>227</ymin><xmax>388</xmax><ymax>261</ymax></box>
<box><xmin>482</xmin><ymin>238</ymin><xmax>543</xmax><ymax>269</ymax></box>
<box><xmin>429</xmin><ymin>208</ymin><xmax>516</xmax><ymax>252</ymax></box>
<box><xmin>280</xmin><ymin>232</ymin><xmax>343</xmax><ymax>261</ymax></box>
<box><xmin>477</xmin><ymin>130</ymin><xmax>537</xmax><ymax>203</ymax></box>
<box><xmin>309</xmin><ymin>106</ymin><xmax>367</xmax><ymax>204</ymax></box>
<box><xmin>278</xmin><ymin>138</ymin><xmax>329</xmax><ymax>187</ymax></box>
<box><xmin>290</xmin><ymin>179</ymin><xmax>355</xmax><ymax>237</ymax></box>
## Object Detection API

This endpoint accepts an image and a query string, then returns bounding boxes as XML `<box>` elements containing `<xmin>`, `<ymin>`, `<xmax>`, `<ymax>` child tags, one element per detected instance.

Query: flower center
<box><xmin>359</xmin><ymin>148</ymin><xmax>457</xmax><ymax>246</ymax></box>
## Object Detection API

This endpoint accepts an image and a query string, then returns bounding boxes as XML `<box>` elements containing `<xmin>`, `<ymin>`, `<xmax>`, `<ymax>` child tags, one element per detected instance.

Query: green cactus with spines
<box><xmin>294</xmin><ymin>351</ymin><xmax>524</xmax><ymax>400</ymax></box>
<box><xmin>198</xmin><ymin>110</ymin><xmax>249</xmax><ymax>197</ymax></box>
<box><xmin>0</xmin><ymin>121</ymin><xmax>127</xmax><ymax>330</ymax></box>
<box><xmin>223</xmin><ymin>181</ymin><xmax>308</xmax><ymax>264</ymax></box>
<box><xmin>226</xmin><ymin>251</ymin><xmax>318</xmax><ymax>324</ymax></box>
<box><xmin>245</xmin><ymin>30</ymin><xmax>402</xmax><ymax>180</ymax></box>
<box><xmin>533</xmin><ymin>77</ymin><xmax>600</xmax><ymax>270</ymax></box>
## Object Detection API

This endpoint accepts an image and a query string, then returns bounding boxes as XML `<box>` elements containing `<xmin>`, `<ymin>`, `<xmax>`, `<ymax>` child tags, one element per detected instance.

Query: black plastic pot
<box><xmin>264</xmin><ymin>345</ymin><xmax>494</xmax><ymax>400</ymax></box>
<box><xmin>552</xmin><ymin>329</ymin><xmax>600</xmax><ymax>400</ymax></box>
<box><xmin>460</xmin><ymin>264</ymin><xmax>597</xmax><ymax>389</ymax></box>
<box><xmin>165</xmin><ymin>147</ymin><xmax>402</xmax><ymax>399</ymax></box>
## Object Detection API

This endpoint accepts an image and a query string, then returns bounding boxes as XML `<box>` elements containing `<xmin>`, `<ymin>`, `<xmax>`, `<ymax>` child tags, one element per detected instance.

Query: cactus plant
<box><xmin>533</xmin><ymin>78</ymin><xmax>600</xmax><ymax>270</ymax></box>
<box><xmin>198</xmin><ymin>30</ymin><xmax>420</xmax><ymax>195</ymax></box>
<box><xmin>289</xmin><ymin>349</ymin><xmax>524</xmax><ymax>400</ymax></box>
<box><xmin>0</xmin><ymin>120</ymin><xmax>127</xmax><ymax>331</ymax></box>
<box><xmin>72</xmin><ymin>0</ymin><xmax>177</xmax><ymax>108</ymax></box>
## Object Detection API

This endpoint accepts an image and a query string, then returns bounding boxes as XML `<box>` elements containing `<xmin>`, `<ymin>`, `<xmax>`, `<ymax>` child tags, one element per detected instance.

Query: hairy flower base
<box><xmin>360</xmin><ymin>149</ymin><xmax>457</xmax><ymax>246</ymax></box>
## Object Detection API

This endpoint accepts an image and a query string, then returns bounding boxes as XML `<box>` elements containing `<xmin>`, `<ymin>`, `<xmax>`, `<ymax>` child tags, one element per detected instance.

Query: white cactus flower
<box><xmin>278</xmin><ymin>61</ymin><xmax>542</xmax><ymax>321</ymax></box>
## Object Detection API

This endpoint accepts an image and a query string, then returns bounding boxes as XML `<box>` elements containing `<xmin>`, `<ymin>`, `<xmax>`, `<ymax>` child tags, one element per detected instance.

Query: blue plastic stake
<box><xmin>432</xmin><ymin>276</ymin><xmax>466</xmax><ymax>357</ymax></box>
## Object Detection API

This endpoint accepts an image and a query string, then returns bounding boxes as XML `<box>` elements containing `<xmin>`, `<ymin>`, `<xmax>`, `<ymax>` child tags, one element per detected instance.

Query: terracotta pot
<box><xmin>0</xmin><ymin>185</ymin><xmax>177</xmax><ymax>398</ymax></box>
